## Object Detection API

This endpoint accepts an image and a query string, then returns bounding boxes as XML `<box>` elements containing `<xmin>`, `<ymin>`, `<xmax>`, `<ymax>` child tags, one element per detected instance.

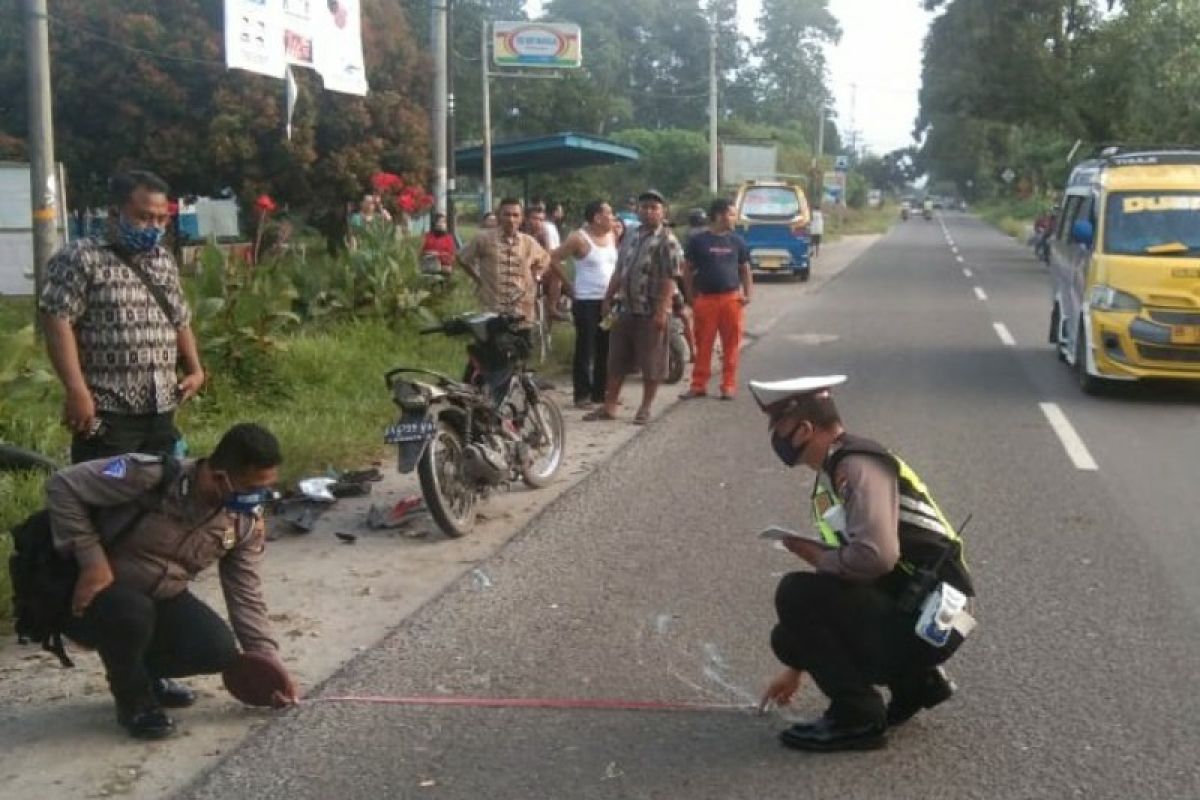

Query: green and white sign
<box><xmin>493</xmin><ymin>22</ymin><xmax>582</xmax><ymax>69</ymax></box>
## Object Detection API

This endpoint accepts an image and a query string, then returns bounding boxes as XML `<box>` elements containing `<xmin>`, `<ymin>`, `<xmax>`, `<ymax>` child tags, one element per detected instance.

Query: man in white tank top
<box><xmin>550</xmin><ymin>201</ymin><xmax>619</xmax><ymax>408</ymax></box>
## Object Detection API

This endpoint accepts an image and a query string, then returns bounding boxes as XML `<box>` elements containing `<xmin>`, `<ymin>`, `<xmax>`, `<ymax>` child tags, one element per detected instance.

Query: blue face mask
<box><xmin>117</xmin><ymin>215</ymin><xmax>165</xmax><ymax>252</ymax></box>
<box><xmin>224</xmin><ymin>487</ymin><xmax>275</xmax><ymax>515</ymax></box>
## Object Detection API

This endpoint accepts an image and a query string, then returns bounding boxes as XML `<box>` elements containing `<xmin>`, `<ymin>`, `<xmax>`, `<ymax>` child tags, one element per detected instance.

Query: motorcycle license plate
<box><xmin>383</xmin><ymin>420</ymin><xmax>436</xmax><ymax>444</ymax></box>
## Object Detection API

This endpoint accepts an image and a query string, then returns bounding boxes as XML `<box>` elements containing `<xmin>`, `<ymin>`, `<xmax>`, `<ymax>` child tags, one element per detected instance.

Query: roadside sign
<box><xmin>493</xmin><ymin>22</ymin><xmax>582</xmax><ymax>69</ymax></box>
<box><xmin>1001</xmin><ymin>168</ymin><xmax>1016</xmax><ymax>184</ymax></box>
<box><xmin>823</xmin><ymin>171</ymin><xmax>847</xmax><ymax>206</ymax></box>
<box><xmin>834</xmin><ymin>155</ymin><xmax>850</xmax><ymax>172</ymax></box>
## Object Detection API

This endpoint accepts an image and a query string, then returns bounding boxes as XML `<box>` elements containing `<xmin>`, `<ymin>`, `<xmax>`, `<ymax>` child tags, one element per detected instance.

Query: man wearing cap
<box><xmin>750</xmin><ymin>376</ymin><xmax>975</xmax><ymax>751</ymax></box>
<box><xmin>585</xmin><ymin>190</ymin><xmax>682</xmax><ymax>425</ymax></box>
<box><xmin>50</xmin><ymin>422</ymin><xmax>297</xmax><ymax>739</ymax></box>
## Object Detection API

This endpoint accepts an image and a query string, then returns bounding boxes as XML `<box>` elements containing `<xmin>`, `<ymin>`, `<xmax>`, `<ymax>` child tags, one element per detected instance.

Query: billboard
<box><xmin>493</xmin><ymin>22</ymin><xmax>582</xmax><ymax>69</ymax></box>
<box><xmin>720</xmin><ymin>142</ymin><xmax>778</xmax><ymax>186</ymax></box>
<box><xmin>823</xmin><ymin>171</ymin><xmax>847</xmax><ymax>206</ymax></box>
<box><xmin>225</xmin><ymin>0</ymin><xmax>367</xmax><ymax>95</ymax></box>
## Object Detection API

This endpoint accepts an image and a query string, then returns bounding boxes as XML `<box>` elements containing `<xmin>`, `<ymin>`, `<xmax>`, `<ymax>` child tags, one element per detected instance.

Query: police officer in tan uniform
<box><xmin>48</xmin><ymin>423</ymin><xmax>296</xmax><ymax>739</ymax></box>
<box><xmin>751</xmin><ymin>376</ymin><xmax>974</xmax><ymax>752</ymax></box>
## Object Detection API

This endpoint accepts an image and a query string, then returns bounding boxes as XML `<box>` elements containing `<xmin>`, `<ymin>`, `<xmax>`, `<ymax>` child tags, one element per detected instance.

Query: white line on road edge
<box><xmin>963</xmin><ymin>268</ymin><xmax>973</xmax><ymax>277</ymax></box>
<box><xmin>1038</xmin><ymin>402</ymin><xmax>1099</xmax><ymax>471</ymax></box>
<box><xmin>993</xmin><ymin>322</ymin><xmax>1016</xmax><ymax>346</ymax></box>
<box><xmin>974</xmin><ymin>286</ymin><xmax>988</xmax><ymax>301</ymax></box>
<box><xmin>951</xmin><ymin>246</ymin><xmax>959</xmax><ymax>255</ymax></box>
<box><xmin>956</xmin><ymin>255</ymin><xmax>965</xmax><ymax>263</ymax></box>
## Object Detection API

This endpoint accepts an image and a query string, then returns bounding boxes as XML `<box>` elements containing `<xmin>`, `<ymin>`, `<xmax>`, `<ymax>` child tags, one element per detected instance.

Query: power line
<box><xmin>34</xmin><ymin>11</ymin><xmax>228</xmax><ymax>68</ymax></box>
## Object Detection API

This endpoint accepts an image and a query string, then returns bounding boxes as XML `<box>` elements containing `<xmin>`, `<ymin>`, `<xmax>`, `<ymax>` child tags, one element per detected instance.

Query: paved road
<box><xmin>180</xmin><ymin>216</ymin><xmax>1200</xmax><ymax>800</ymax></box>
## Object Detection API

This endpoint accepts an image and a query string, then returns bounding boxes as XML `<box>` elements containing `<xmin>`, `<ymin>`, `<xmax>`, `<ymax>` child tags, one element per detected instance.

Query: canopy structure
<box><xmin>455</xmin><ymin>132</ymin><xmax>640</xmax><ymax>182</ymax></box>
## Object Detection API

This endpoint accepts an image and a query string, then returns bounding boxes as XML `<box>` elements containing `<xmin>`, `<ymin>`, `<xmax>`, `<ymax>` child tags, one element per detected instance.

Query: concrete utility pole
<box><xmin>480</xmin><ymin>22</ymin><xmax>493</xmax><ymax>214</ymax></box>
<box><xmin>446</xmin><ymin>0</ymin><xmax>456</xmax><ymax>234</ymax></box>
<box><xmin>707</xmin><ymin>8</ymin><xmax>718</xmax><ymax>194</ymax></box>
<box><xmin>431</xmin><ymin>0</ymin><xmax>449</xmax><ymax>214</ymax></box>
<box><xmin>25</xmin><ymin>0</ymin><xmax>58</xmax><ymax>326</ymax></box>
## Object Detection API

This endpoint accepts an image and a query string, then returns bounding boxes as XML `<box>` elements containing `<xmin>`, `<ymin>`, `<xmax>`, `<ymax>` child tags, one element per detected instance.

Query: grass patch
<box><xmin>826</xmin><ymin>203</ymin><xmax>897</xmax><ymax>239</ymax></box>
<box><xmin>975</xmin><ymin>198</ymin><xmax>1044</xmax><ymax>241</ymax></box>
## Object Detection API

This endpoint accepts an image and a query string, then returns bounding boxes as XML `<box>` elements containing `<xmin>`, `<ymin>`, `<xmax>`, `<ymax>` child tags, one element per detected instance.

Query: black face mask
<box><xmin>771</xmin><ymin>430</ymin><xmax>805</xmax><ymax>467</ymax></box>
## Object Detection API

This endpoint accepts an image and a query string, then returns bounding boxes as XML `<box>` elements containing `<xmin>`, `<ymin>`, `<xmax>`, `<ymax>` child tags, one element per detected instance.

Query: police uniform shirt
<box><xmin>47</xmin><ymin>455</ymin><xmax>278</xmax><ymax>654</ymax></box>
<box><xmin>814</xmin><ymin>450</ymin><xmax>902</xmax><ymax>582</ymax></box>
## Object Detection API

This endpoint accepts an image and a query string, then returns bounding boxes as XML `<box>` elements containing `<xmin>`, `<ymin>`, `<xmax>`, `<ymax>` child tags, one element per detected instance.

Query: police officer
<box><xmin>750</xmin><ymin>376</ymin><xmax>975</xmax><ymax>752</ymax></box>
<box><xmin>48</xmin><ymin>422</ymin><xmax>297</xmax><ymax>739</ymax></box>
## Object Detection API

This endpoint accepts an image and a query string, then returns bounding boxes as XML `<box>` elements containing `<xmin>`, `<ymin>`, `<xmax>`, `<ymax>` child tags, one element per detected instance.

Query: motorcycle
<box><xmin>384</xmin><ymin>312</ymin><xmax>566</xmax><ymax>538</ymax></box>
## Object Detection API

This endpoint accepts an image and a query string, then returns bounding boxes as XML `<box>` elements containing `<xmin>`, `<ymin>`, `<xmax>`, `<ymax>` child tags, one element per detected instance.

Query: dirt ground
<box><xmin>0</xmin><ymin>235</ymin><xmax>877</xmax><ymax>800</ymax></box>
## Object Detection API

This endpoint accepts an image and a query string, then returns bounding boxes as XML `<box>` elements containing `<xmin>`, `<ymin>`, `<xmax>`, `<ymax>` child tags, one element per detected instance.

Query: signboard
<box><xmin>834</xmin><ymin>155</ymin><xmax>850</xmax><ymax>172</ymax></box>
<box><xmin>823</xmin><ymin>171</ymin><xmax>847</xmax><ymax>207</ymax></box>
<box><xmin>1001</xmin><ymin>167</ymin><xmax>1016</xmax><ymax>184</ymax></box>
<box><xmin>720</xmin><ymin>142</ymin><xmax>778</xmax><ymax>186</ymax></box>
<box><xmin>493</xmin><ymin>22</ymin><xmax>582</xmax><ymax>69</ymax></box>
<box><xmin>225</xmin><ymin>0</ymin><xmax>367</xmax><ymax>95</ymax></box>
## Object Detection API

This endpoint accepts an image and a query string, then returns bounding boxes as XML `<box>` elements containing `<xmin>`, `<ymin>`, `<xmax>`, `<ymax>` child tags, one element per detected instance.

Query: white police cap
<box><xmin>748</xmin><ymin>375</ymin><xmax>847</xmax><ymax>410</ymax></box>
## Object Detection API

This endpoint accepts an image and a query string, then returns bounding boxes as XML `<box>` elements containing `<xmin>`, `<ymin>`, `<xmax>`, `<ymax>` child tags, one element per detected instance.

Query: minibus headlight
<box><xmin>1088</xmin><ymin>285</ymin><xmax>1141</xmax><ymax>312</ymax></box>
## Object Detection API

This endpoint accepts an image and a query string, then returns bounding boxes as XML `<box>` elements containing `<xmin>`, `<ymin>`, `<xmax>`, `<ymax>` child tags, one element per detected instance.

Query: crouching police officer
<box><xmin>750</xmin><ymin>376</ymin><xmax>975</xmax><ymax>752</ymax></box>
<box><xmin>48</xmin><ymin>422</ymin><xmax>297</xmax><ymax>739</ymax></box>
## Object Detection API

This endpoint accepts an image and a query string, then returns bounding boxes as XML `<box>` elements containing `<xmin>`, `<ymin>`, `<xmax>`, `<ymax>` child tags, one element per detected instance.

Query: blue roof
<box><xmin>455</xmin><ymin>132</ymin><xmax>640</xmax><ymax>177</ymax></box>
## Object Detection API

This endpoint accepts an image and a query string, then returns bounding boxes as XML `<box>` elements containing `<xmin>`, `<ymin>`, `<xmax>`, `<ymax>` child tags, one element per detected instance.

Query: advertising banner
<box><xmin>823</xmin><ymin>171</ymin><xmax>847</xmax><ymax>206</ymax></box>
<box><xmin>225</xmin><ymin>0</ymin><xmax>367</xmax><ymax>95</ymax></box>
<box><xmin>225</xmin><ymin>0</ymin><xmax>287</xmax><ymax>79</ymax></box>
<box><xmin>493</xmin><ymin>22</ymin><xmax>582</xmax><ymax>69</ymax></box>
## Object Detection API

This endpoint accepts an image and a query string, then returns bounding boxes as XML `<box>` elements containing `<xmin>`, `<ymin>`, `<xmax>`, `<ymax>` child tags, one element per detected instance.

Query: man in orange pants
<box><xmin>680</xmin><ymin>198</ymin><xmax>753</xmax><ymax>400</ymax></box>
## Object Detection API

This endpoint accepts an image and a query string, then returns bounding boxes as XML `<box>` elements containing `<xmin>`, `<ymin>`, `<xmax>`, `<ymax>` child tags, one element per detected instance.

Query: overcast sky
<box><xmin>524</xmin><ymin>0</ymin><xmax>933</xmax><ymax>155</ymax></box>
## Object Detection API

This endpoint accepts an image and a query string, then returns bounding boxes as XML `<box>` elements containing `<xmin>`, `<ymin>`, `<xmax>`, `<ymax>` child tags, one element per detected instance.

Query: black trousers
<box><xmin>62</xmin><ymin>584</ymin><xmax>237</xmax><ymax>712</ymax></box>
<box><xmin>71</xmin><ymin>410</ymin><xmax>179</xmax><ymax>464</ymax></box>
<box><xmin>571</xmin><ymin>299</ymin><xmax>609</xmax><ymax>404</ymax></box>
<box><xmin>771</xmin><ymin>572</ymin><xmax>959</xmax><ymax>726</ymax></box>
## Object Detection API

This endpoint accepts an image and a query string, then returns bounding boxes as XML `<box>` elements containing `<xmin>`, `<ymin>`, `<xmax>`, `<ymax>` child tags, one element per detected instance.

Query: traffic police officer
<box><xmin>48</xmin><ymin>422</ymin><xmax>297</xmax><ymax>739</ymax></box>
<box><xmin>751</xmin><ymin>375</ymin><xmax>975</xmax><ymax>752</ymax></box>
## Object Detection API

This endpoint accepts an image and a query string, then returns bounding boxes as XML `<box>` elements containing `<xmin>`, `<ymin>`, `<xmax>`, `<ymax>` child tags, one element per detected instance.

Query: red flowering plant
<box><xmin>251</xmin><ymin>193</ymin><xmax>278</xmax><ymax>265</ymax></box>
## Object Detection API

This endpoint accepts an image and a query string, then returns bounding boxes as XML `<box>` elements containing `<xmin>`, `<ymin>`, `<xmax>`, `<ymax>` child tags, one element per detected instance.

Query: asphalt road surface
<box><xmin>180</xmin><ymin>215</ymin><xmax>1200</xmax><ymax>800</ymax></box>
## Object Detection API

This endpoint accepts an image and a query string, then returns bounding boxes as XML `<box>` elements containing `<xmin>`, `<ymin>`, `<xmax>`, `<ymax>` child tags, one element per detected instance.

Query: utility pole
<box><xmin>707</xmin><ymin>7</ymin><xmax>718</xmax><ymax>195</ymax></box>
<box><xmin>431</xmin><ymin>0</ymin><xmax>449</xmax><ymax>215</ymax></box>
<box><xmin>446</xmin><ymin>0</ymin><xmax>456</xmax><ymax>234</ymax></box>
<box><xmin>25</xmin><ymin>0</ymin><xmax>58</xmax><ymax>329</ymax></box>
<box><xmin>481</xmin><ymin>21</ymin><xmax>493</xmax><ymax>213</ymax></box>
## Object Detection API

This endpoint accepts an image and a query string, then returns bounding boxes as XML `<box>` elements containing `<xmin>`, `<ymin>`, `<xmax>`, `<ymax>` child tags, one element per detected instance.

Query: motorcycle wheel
<box><xmin>417</xmin><ymin>421</ymin><xmax>476</xmax><ymax>537</ymax></box>
<box><xmin>665</xmin><ymin>324</ymin><xmax>687</xmax><ymax>385</ymax></box>
<box><xmin>521</xmin><ymin>396</ymin><xmax>565</xmax><ymax>488</ymax></box>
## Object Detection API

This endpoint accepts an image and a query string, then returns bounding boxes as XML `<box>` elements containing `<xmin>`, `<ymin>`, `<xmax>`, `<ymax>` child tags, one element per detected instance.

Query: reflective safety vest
<box><xmin>811</xmin><ymin>433</ymin><xmax>974</xmax><ymax>596</ymax></box>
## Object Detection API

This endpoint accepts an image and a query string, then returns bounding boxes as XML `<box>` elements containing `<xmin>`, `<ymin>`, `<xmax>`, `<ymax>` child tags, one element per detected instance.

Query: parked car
<box><xmin>1048</xmin><ymin>146</ymin><xmax>1200</xmax><ymax>393</ymax></box>
<box><xmin>732</xmin><ymin>180</ymin><xmax>812</xmax><ymax>281</ymax></box>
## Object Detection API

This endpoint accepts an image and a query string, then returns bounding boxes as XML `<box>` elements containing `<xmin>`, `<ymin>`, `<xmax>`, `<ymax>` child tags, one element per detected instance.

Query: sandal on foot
<box><xmin>632</xmin><ymin>410</ymin><xmax>651</xmax><ymax>425</ymax></box>
<box><xmin>583</xmin><ymin>409</ymin><xmax>617</xmax><ymax>422</ymax></box>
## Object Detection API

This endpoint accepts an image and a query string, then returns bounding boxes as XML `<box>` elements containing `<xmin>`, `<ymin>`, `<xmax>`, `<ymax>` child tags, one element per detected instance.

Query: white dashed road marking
<box><xmin>1039</xmin><ymin>402</ymin><xmax>1099</xmax><ymax>471</ymax></box>
<box><xmin>963</xmin><ymin>268</ymin><xmax>973</xmax><ymax>278</ymax></box>
<box><xmin>993</xmin><ymin>322</ymin><xmax>1016</xmax><ymax>346</ymax></box>
<box><xmin>973</xmin><ymin>286</ymin><xmax>988</xmax><ymax>301</ymax></box>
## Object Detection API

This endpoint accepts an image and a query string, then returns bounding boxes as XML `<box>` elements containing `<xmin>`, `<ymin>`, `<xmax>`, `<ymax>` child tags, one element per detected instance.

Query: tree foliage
<box><xmin>0</xmin><ymin>1</ymin><xmax>432</xmax><ymax>217</ymax></box>
<box><xmin>917</xmin><ymin>0</ymin><xmax>1200</xmax><ymax>199</ymax></box>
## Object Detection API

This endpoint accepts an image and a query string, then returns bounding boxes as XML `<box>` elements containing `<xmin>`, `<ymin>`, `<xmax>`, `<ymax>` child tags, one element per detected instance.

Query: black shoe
<box><xmin>779</xmin><ymin>716</ymin><xmax>886</xmax><ymax>752</ymax></box>
<box><xmin>886</xmin><ymin>666</ymin><xmax>955</xmax><ymax>727</ymax></box>
<box><xmin>118</xmin><ymin>706</ymin><xmax>176</xmax><ymax>740</ymax></box>
<box><xmin>152</xmin><ymin>678</ymin><xmax>197</xmax><ymax>709</ymax></box>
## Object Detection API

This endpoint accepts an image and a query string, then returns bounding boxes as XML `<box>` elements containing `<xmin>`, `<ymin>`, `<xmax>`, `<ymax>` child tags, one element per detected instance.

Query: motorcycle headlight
<box><xmin>392</xmin><ymin>382</ymin><xmax>430</xmax><ymax>411</ymax></box>
<box><xmin>1088</xmin><ymin>285</ymin><xmax>1141</xmax><ymax>312</ymax></box>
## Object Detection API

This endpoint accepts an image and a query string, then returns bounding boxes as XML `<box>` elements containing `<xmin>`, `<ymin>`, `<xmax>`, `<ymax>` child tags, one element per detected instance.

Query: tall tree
<box><xmin>0</xmin><ymin>0</ymin><xmax>431</xmax><ymax>215</ymax></box>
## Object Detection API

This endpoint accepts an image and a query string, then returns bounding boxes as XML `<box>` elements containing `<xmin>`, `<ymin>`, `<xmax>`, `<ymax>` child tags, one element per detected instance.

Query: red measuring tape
<box><xmin>309</xmin><ymin>694</ymin><xmax>752</xmax><ymax>713</ymax></box>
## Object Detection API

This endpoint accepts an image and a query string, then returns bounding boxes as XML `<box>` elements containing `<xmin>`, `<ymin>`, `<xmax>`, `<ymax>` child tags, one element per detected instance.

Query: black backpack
<box><xmin>7</xmin><ymin>457</ymin><xmax>181</xmax><ymax>667</ymax></box>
